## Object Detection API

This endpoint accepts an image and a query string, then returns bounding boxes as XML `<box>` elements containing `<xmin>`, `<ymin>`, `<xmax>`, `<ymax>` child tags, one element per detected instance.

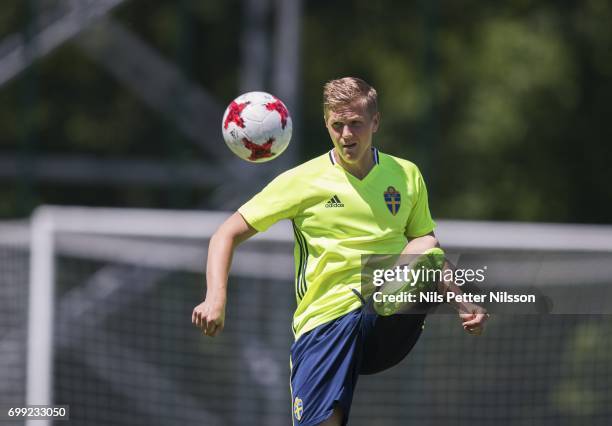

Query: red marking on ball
<box><xmin>242</xmin><ymin>137</ymin><xmax>276</xmax><ymax>161</ymax></box>
<box><xmin>224</xmin><ymin>101</ymin><xmax>249</xmax><ymax>129</ymax></box>
<box><xmin>266</xmin><ymin>99</ymin><xmax>289</xmax><ymax>129</ymax></box>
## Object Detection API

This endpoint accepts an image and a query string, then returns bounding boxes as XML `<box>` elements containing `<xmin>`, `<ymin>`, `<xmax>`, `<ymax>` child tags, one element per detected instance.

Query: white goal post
<box><xmin>26</xmin><ymin>205</ymin><xmax>612</xmax><ymax>425</ymax></box>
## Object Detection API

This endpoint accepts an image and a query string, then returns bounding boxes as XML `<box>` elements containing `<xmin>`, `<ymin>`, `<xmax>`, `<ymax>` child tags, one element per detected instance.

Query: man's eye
<box><xmin>351</xmin><ymin>121</ymin><xmax>362</xmax><ymax>127</ymax></box>
<box><xmin>333</xmin><ymin>123</ymin><xmax>343</xmax><ymax>130</ymax></box>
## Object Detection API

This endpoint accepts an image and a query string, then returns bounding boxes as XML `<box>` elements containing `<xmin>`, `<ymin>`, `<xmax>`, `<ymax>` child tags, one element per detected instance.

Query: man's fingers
<box><xmin>194</xmin><ymin>311</ymin><xmax>204</xmax><ymax>328</ymax></box>
<box><xmin>462</xmin><ymin>316</ymin><xmax>480</xmax><ymax>327</ymax></box>
<box><xmin>209</xmin><ymin>324</ymin><xmax>223</xmax><ymax>337</ymax></box>
<box><xmin>192</xmin><ymin>305</ymin><xmax>224</xmax><ymax>337</ymax></box>
<box><xmin>205</xmin><ymin>319</ymin><xmax>218</xmax><ymax>336</ymax></box>
<box><xmin>192</xmin><ymin>308</ymin><xmax>212</xmax><ymax>332</ymax></box>
<box><xmin>200</xmin><ymin>318</ymin><xmax>209</xmax><ymax>335</ymax></box>
<box><xmin>463</xmin><ymin>313</ymin><xmax>489</xmax><ymax>335</ymax></box>
<box><xmin>462</xmin><ymin>313</ymin><xmax>488</xmax><ymax>327</ymax></box>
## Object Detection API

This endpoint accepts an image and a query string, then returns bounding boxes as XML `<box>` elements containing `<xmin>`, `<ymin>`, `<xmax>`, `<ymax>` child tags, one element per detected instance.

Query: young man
<box><xmin>192</xmin><ymin>77</ymin><xmax>488</xmax><ymax>426</ymax></box>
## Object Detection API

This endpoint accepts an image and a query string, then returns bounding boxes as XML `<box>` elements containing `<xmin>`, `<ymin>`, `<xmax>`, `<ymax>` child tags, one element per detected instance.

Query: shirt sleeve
<box><xmin>238</xmin><ymin>171</ymin><xmax>302</xmax><ymax>232</ymax></box>
<box><xmin>405</xmin><ymin>168</ymin><xmax>436</xmax><ymax>238</ymax></box>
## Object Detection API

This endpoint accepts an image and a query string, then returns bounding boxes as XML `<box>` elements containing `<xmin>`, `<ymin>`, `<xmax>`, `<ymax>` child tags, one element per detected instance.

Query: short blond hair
<box><xmin>323</xmin><ymin>77</ymin><xmax>378</xmax><ymax>118</ymax></box>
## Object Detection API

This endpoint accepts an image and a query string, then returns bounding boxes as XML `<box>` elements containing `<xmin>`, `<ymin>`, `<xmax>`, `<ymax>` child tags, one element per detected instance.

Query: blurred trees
<box><xmin>302</xmin><ymin>0</ymin><xmax>612</xmax><ymax>223</ymax></box>
<box><xmin>0</xmin><ymin>0</ymin><xmax>610</xmax><ymax>223</ymax></box>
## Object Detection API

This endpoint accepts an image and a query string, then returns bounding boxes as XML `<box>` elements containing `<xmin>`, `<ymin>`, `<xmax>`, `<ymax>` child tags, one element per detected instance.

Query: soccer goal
<box><xmin>17</xmin><ymin>206</ymin><xmax>612</xmax><ymax>425</ymax></box>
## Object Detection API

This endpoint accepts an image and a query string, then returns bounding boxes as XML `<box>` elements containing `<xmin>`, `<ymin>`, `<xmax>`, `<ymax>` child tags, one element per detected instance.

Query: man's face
<box><xmin>325</xmin><ymin>101</ymin><xmax>380</xmax><ymax>165</ymax></box>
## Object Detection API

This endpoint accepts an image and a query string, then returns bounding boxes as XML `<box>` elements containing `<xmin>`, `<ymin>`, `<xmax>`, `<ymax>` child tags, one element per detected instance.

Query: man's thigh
<box><xmin>359</xmin><ymin>312</ymin><xmax>427</xmax><ymax>375</ymax></box>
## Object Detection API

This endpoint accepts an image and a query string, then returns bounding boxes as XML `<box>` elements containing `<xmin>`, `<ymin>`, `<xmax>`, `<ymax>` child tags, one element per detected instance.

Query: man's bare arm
<box><xmin>402</xmin><ymin>231</ymin><xmax>489</xmax><ymax>335</ymax></box>
<box><xmin>401</xmin><ymin>231</ymin><xmax>438</xmax><ymax>255</ymax></box>
<box><xmin>192</xmin><ymin>212</ymin><xmax>257</xmax><ymax>337</ymax></box>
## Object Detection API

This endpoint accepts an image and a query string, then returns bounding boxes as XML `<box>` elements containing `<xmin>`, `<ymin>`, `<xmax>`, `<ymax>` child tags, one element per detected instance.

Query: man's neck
<box><xmin>333</xmin><ymin>148</ymin><xmax>374</xmax><ymax>180</ymax></box>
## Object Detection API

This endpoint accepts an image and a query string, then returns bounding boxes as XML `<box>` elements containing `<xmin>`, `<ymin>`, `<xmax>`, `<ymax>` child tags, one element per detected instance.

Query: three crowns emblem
<box><xmin>384</xmin><ymin>186</ymin><xmax>401</xmax><ymax>215</ymax></box>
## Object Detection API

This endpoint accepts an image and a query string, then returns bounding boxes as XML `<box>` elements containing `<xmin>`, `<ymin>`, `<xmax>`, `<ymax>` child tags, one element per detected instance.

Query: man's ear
<box><xmin>372</xmin><ymin>112</ymin><xmax>381</xmax><ymax>132</ymax></box>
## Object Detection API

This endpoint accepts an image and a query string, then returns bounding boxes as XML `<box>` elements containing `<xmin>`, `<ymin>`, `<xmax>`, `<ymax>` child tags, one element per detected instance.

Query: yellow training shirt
<box><xmin>238</xmin><ymin>148</ymin><xmax>436</xmax><ymax>339</ymax></box>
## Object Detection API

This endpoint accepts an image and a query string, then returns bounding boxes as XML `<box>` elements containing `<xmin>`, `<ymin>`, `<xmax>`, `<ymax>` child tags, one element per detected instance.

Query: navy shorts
<box><xmin>289</xmin><ymin>304</ymin><xmax>426</xmax><ymax>425</ymax></box>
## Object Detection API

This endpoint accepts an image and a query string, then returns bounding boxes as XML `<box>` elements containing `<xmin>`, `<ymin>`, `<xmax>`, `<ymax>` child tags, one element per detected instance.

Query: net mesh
<box><xmin>52</xmin><ymin>236</ymin><xmax>294</xmax><ymax>425</ymax></box>
<box><xmin>353</xmin><ymin>314</ymin><xmax>612</xmax><ymax>425</ymax></box>
<box><xmin>3</xmin><ymin>213</ymin><xmax>612</xmax><ymax>425</ymax></box>
<box><xmin>0</xmin><ymin>243</ymin><xmax>29</xmax><ymax>426</ymax></box>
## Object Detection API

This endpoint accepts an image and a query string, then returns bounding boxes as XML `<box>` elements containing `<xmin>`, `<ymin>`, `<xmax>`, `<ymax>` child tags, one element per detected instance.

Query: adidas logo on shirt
<box><xmin>325</xmin><ymin>195</ymin><xmax>344</xmax><ymax>208</ymax></box>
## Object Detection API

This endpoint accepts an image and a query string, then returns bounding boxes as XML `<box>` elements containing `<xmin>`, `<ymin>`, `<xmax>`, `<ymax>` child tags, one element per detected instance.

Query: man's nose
<box><xmin>342</xmin><ymin>125</ymin><xmax>353</xmax><ymax>138</ymax></box>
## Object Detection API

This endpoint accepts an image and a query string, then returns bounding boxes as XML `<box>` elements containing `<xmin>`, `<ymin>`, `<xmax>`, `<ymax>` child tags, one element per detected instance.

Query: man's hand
<box><xmin>192</xmin><ymin>299</ymin><xmax>226</xmax><ymax>337</ymax></box>
<box><xmin>458</xmin><ymin>302</ymin><xmax>489</xmax><ymax>336</ymax></box>
<box><xmin>193</xmin><ymin>212</ymin><xmax>256</xmax><ymax>338</ymax></box>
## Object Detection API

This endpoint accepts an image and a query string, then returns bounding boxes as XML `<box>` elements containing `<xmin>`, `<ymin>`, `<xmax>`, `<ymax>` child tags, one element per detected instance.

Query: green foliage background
<box><xmin>1</xmin><ymin>0</ymin><xmax>611</xmax><ymax>223</ymax></box>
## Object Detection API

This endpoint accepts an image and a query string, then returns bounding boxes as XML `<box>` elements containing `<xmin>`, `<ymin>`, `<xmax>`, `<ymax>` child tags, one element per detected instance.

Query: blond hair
<box><xmin>323</xmin><ymin>77</ymin><xmax>378</xmax><ymax>118</ymax></box>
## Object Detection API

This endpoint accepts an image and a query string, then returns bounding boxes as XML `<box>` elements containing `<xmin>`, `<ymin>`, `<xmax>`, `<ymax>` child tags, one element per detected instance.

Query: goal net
<box><xmin>5</xmin><ymin>206</ymin><xmax>612</xmax><ymax>425</ymax></box>
<box><xmin>0</xmin><ymin>222</ymin><xmax>30</xmax><ymax>425</ymax></box>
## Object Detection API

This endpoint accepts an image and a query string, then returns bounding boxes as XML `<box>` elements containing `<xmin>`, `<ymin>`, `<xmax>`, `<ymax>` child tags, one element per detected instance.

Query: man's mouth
<box><xmin>342</xmin><ymin>142</ymin><xmax>357</xmax><ymax>149</ymax></box>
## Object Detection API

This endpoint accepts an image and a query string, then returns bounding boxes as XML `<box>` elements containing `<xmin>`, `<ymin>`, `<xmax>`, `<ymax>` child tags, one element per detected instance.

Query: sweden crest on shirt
<box><xmin>384</xmin><ymin>186</ymin><xmax>401</xmax><ymax>216</ymax></box>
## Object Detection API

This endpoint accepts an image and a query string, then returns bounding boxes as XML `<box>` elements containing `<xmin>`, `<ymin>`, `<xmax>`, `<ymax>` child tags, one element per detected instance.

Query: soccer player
<box><xmin>193</xmin><ymin>77</ymin><xmax>488</xmax><ymax>426</ymax></box>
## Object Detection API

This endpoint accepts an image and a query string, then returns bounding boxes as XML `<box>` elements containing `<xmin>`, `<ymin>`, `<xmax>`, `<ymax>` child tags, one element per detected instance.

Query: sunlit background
<box><xmin>1</xmin><ymin>0</ymin><xmax>610</xmax><ymax>222</ymax></box>
<box><xmin>1</xmin><ymin>1</ymin><xmax>611</xmax><ymax>425</ymax></box>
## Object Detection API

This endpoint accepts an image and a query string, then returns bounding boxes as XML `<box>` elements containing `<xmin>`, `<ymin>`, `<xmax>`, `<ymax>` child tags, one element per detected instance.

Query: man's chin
<box><xmin>337</xmin><ymin>148</ymin><xmax>358</xmax><ymax>161</ymax></box>
<box><xmin>339</xmin><ymin>153</ymin><xmax>357</xmax><ymax>163</ymax></box>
